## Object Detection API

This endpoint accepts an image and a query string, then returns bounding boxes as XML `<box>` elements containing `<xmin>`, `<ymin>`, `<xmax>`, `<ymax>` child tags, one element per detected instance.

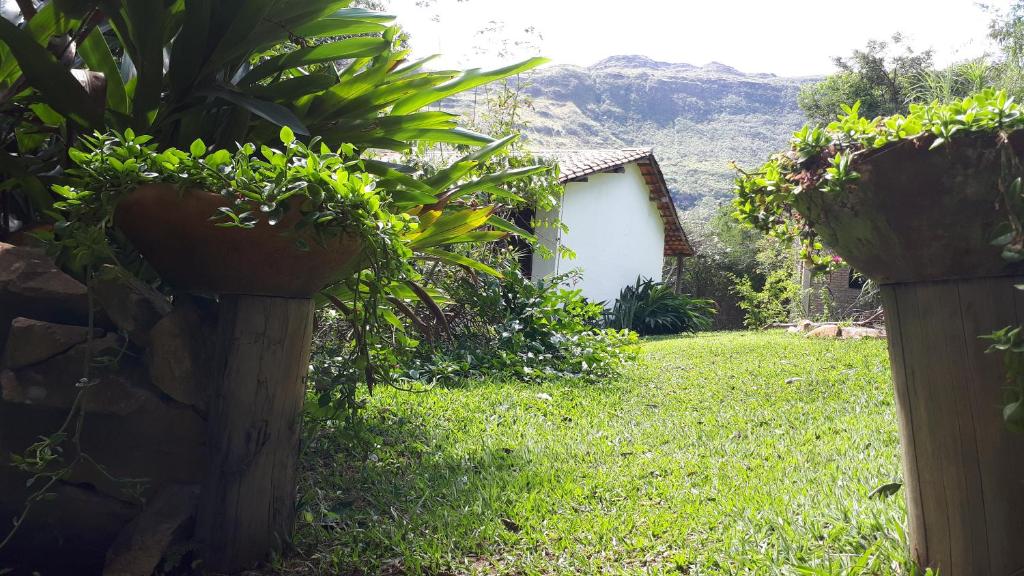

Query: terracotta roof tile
<box><xmin>532</xmin><ymin>148</ymin><xmax>653</xmax><ymax>183</ymax></box>
<box><xmin>534</xmin><ymin>148</ymin><xmax>694</xmax><ymax>257</ymax></box>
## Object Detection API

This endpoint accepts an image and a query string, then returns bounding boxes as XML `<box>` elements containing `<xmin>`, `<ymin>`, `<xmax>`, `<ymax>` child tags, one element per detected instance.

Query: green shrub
<box><xmin>730</xmin><ymin>268</ymin><xmax>801</xmax><ymax>329</ymax></box>
<box><xmin>405</xmin><ymin>261</ymin><xmax>638</xmax><ymax>384</ymax></box>
<box><xmin>606</xmin><ymin>276</ymin><xmax>716</xmax><ymax>336</ymax></box>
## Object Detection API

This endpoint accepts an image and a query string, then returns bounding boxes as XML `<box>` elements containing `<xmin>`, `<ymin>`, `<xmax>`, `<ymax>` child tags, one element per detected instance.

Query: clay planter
<box><xmin>115</xmin><ymin>183</ymin><xmax>363</xmax><ymax>298</ymax></box>
<box><xmin>116</xmin><ymin>183</ymin><xmax>363</xmax><ymax>571</ymax></box>
<box><xmin>795</xmin><ymin>133</ymin><xmax>1024</xmax><ymax>575</ymax></box>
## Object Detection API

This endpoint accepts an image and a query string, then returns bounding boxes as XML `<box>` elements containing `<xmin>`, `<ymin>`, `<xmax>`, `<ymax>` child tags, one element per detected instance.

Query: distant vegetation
<box><xmin>449</xmin><ymin>56</ymin><xmax>812</xmax><ymax>209</ymax></box>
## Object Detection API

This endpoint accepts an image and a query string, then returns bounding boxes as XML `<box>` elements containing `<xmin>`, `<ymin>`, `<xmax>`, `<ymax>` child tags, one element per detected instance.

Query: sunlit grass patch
<box><xmin>282</xmin><ymin>331</ymin><xmax>908</xmax><ymax>575</ymax></box>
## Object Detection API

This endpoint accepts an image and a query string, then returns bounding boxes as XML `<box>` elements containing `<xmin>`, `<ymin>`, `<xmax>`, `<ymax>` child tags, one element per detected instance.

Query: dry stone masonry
<box><xmin>0</xmin><ymin>241</ymin><xmax>211</xmax><ymax>575</ymax></box>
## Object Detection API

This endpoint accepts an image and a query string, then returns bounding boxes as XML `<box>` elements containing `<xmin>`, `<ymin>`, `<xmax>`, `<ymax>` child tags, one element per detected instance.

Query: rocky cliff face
<box><xmin>506</xmin><ymin>56</ymin><xmax>817</xmax><ymax>208</ymax></box>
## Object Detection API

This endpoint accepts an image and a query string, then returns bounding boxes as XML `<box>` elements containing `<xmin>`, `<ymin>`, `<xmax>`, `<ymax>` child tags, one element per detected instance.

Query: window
<box><xmin>848</xmin><ymin>269</ymin><xmax>866</xmax><ymax>290</ymax></box>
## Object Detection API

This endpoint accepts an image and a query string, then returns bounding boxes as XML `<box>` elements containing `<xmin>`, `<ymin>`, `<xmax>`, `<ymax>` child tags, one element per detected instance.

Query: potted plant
<box><xmin>52</xmin><ymin>128</ymin><xmax>411</xmax><ymax>297</ymax></box>
<box><xmin>735</xmin><ymin>90</ymin><xmax>1024</xmax><ymax>575</ymax></box>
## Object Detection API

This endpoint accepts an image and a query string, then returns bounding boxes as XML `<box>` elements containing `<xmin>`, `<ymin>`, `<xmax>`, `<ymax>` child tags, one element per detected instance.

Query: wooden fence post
<box><xmin>882</xmin><ymin>276</ymin><xmax>1024</xmax><ymax>574</ymax></box>
<box><xmin>196</xmin><ymin>295</ymin><xmax>315</xmax><ymax>573</ymax></box>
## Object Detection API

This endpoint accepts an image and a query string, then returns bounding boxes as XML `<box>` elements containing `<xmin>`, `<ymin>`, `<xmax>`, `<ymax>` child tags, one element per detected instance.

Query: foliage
<box><xmin>605</xmin><ymin>276</ymin><xmax>715</xmax><ymax>336</ymax></box>
<box><xmin>286</xmin><ymin>332</ymin><xmax>920</xmax><ymax>575</ymax></box>
<box><xmin>402</xmin><ymin>259</ymin><xmax>638</xmax><ymax>384</ymax></box>
<box><xmin>798</xmin><ymin>34</ymin><xmax>933</xmax><ymax>125</ymax></box>
<box><xmin>730</xmin><ymin>268</ymin><xmax>800</xmax><ymax>329</ymax></box>
<box><xmin>677</xmin><ymin>200</ymin><xmax>793</xmax><ymax>329</ymax></box>
<box><xmin>0</xmin><ymin>0</ymin><xmax>560</xmax><ymax>421</ymax></box>
<box><xmin>982</xmin><ymin>325</ymin><xmax>1024</xmax><ymax>432</ymax></box>
<box><xmin>988</xmin><ymin>0</ymin><xmax>1024</xmax><ymax>98</ymax></box>
<box><xmin>736</xmin><ymin>90</ymin><xmax>1024</xmax><ymax>267</ymax></box>
<box><xmin>0</xmin><ymin>0</ymin><xmax>546</xmax><ymax>233</ymax></box>
<box><xmin>799</xmin><ymin>72</ymin><xmax>888</xmax><ymax>127</ymax></box>
<box><xmin>909</xmin><ymin>58</ymin><xmax>996</xmax><ymax>105</ymax></box>
<box><xmin>47</xmin><ymin>128</ymin><xmax>412</xmax><ymax>274</ymax></box>
<box><xmin>735</xmin><ymin>89</ymin><xmax>1024</xmax><ymax>429</ymax></box>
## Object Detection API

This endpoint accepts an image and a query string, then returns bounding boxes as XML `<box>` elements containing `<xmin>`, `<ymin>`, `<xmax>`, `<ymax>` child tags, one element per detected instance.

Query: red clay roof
<box><xmin>534</xmin><ymin>148</ymin><xmax>694</xmax><ymax>257</ymax></box>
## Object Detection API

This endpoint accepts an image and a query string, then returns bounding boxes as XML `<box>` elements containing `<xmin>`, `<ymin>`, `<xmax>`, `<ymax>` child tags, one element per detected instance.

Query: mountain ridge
<box><xmin>505</xmin><ymin>56</ymin><xmax>819</xmax><ymax>209</ymax></box>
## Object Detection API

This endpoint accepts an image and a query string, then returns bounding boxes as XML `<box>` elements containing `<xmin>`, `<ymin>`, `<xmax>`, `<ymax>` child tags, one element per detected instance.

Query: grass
<box><xmin>279</xmin><ymin>331</ymin><xmax>912</xmax><ymax>575</ymax></box>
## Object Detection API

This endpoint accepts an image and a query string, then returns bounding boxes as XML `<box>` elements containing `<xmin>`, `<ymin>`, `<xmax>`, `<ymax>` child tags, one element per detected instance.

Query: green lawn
<box><xmin>283</xmin><ymin>331</ymin><xmax>911</xmax><ymax>575</ymax></box>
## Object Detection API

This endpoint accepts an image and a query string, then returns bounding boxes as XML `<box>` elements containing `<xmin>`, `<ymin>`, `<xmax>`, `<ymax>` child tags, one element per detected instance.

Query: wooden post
<box><xmin>881</xmin><ymin>276</ymin><xmax>1024</xmax><ymax>574</ymax></box>
<box><xmin>674</xmin><ymin>254</ymin><xmax>684</xmax><ymax>294</ymax></box>
<box><xmin>196</xmin><ymin>295</ymin><xmax>315</xmax><ymax>573</ymax></box>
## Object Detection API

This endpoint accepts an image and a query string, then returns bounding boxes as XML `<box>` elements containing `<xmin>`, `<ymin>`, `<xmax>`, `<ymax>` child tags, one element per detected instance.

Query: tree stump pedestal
<box><xmin>196</xmin><ymin>295</ymin><xmax>315</xmax><ymax>573</ymax></box>
<box><xmin>882</xmin><ymin>277</ymin><xmax>1024</xmax><ymax>574</ymax></box>
<box><xmin>789</xmin><ymin>135</ymin><xmax>1024</xmax><ymax>575</ymax></box>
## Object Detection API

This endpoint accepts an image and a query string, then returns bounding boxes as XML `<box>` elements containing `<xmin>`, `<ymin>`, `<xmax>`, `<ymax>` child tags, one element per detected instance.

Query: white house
<box><xmin>529</xmin><ymin>148</ymin><xmax>693</xmax><ymax>304</ymax></box>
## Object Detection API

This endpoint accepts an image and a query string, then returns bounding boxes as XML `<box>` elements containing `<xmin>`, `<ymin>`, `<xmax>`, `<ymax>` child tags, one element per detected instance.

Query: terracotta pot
<box><xmin>793</xmin><ymin>131</ymin><xmax>1024</xmax><ymax>284</ymax></box>
<box><xmin>115</xmin><ymin>184</ymin><xmax>363</xmax><ymax>297</ymax></box>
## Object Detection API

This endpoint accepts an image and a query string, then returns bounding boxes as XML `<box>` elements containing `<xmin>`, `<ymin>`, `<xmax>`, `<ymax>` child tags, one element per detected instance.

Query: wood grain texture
<box><xmin>196</xmin><ymin>295</ymin><xmax>315</xmax><ymax>573</ymax></box>
<box><xmin>882</xmin><ymin>277</ymin><xmax>1024</xmax><ymax>575</ymax></box>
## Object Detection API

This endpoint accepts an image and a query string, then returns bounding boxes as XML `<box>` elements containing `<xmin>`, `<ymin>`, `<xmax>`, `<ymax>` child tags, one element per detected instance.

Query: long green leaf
<box><xmin>292</xmin><ymin>18</ymin><xmax>388</xmax><ymax>39</ymax></box>
<box><xmin>391</xmin><ymin>57</ymin><xmax>549</xmax><ymax>115</ymax></box>
<box><xmin>207</xmin><ymin>89</ymin><xmax>310</xmax><ymax>135</ymax></box>
<box><xmin>407</xmin><ymin>207</ymin><xmax>495</xmax><ymax>250</ymax></box>
<box><xmin>389</xmin><ymin>127</ymin><xmax>493</xmax><ymax>147</ymax></box>
<box><xmin>425</xmin><ymin>134</ymin><xmax>518</xmax><ymax>190</ymax></box>
<box><xmin>124</xmin><ymin>0</ymin><xmax>166</xmax><ymax>126</ymax></box>
<box><xmin>165</xmin><ymin>0</ymin><xmax>211</xmax><ymax>101</ymax></box>
<box><xmin>419</xmin><ymin>248</ymin><xmax>502</xmax><ymax>278</ymax></box>
<box><xmin>438</xmin><ymin>165</ymin><xmax>548</xmax><ymax>205</ymax></box>
<box><xmin>0</xmin><ymin>17</ymin><xmax>100</xmax><ymax>128</ymax></box>
<box><xmin>79</xmin><ymin>29</ymin><xmax>129</xmax><ymax>114</ymax></box>
<box><xmin>250</xmin><ymin>72</ymin><xmax>339</xmax><ymax>101</ymax></box>
<box><xmin>241</xmin><ymin>37</ymin><xmax>390</xmax><ymax>86</ymax></box>
<box><xmin>488</xmin><ymin>214</ymin><xmax>537</xmax><ymax>243</ymax></box>
<box><xmin>434</xmin><ymin>230</ymin><xmax>508</xmax><ymax>245</ymax></box>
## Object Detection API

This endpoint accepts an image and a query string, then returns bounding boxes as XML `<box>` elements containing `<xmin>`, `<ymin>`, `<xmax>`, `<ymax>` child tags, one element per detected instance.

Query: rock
<box><xmin>0</xmin><ymin>473</ymin><xmax>139</xmax><ymax>574</ymax></box>
<box><xmin>3</xmin><ymin>317</ymin><xmax>101</xmax><ymax>369</ymax></box>
<box><xmin>92</xmin><ymin>265</ymin><xmax>172</xmax><ymax>347</ymax></box>
<box><xmin>841</xmin><ymin>326</ymin><xmax>886</xmax><ymax>340</ymax></box>
<box><xmin>1</xmin><ymin>334</ymin><xmax>152</xmax><ymax>415</ymax></box>
<box><xmin>806</xmin><ymin>324</ymin><xmax>842</xmax><ymax>339</ymax></box>
<box><xmin>104</xmin><ymin>484</ymin><xmax>200</xmax><ymax>576</ymax></box>
<box><xmin>0</xmin><ymin>242</ymin><xmax>89</xmax><ymax>308</ymax></box>
<box><xmin>0</xmin><ymin>242</ymin><xmax>91</xmax><ymax>350</ymax></box>
<box><xmin>146</xmin><ymin>304</ymin><xmax>209</xmax><ymax>410</ymax></box>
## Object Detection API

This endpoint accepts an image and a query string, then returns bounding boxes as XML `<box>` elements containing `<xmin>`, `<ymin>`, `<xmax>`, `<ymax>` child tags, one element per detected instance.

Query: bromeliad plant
<box><xmin>733</xmin><ymin>89</ymin><xmax>1024</xmax><ymax>429</ymax></box>
<box><xmin>606</xmin><ymin>276</ymin><xmax>716</xmax><ymax>336</ymax></box>
<box><xmin>0</xmin><ymin>0</ymin><xmax>546</xmax><ymax>232</ymax></box>
<box><xmin>48</xmin><ymin>126</ymin><xmax>555</xmax><ymax>415</ymax></box>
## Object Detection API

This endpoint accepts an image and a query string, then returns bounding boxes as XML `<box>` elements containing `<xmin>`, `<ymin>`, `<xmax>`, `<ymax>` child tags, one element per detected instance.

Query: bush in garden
<box><xmin>730</xmin><ymin>268</ymin><xmax>801</xmax><ymax>329</ymax></box>
<box><xmin>606</xmin><ymin>276</ymin><xmax>716</xmax><ymax>336</ymax></box>
<box><xmin>402</xmin><ymin>255</ymin><xmax>638</xmax><ymax>384</ymax></box>
<box><xmin>678</xmin><ymin>201</ymin><xmax>796</xmax><ymax>329</ymax></box>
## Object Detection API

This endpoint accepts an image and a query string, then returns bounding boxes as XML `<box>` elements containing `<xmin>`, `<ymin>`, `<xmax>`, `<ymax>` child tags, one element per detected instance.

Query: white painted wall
<box><xmin>531</xmin><ymin>162</ymin><xmax>665</xmax><ymax>304</ymax></box>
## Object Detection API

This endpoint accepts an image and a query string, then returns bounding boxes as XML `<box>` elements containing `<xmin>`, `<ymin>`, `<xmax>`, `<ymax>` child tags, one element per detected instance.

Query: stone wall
<box><xmin>0</xmin><ymin>242</ymin><xmax>211</xmax><ymax>575</ymax></box>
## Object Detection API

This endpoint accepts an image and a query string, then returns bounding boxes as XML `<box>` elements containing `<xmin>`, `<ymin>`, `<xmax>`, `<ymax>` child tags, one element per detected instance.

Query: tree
<box><xmin>798</xmin><ymin>34</ymin><xmax>933</xmax><ymax>124</ymax></box>
<box><xmin>986</xmin><ymin>0</ymin><xmax>1024</xmax><ymax>97</ymax></box>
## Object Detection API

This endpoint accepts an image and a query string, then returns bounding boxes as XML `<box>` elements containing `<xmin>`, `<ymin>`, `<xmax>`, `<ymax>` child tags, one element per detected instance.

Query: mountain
<box><xmin>505</xmin><ymin>56</ymin><xmax>817</xmax><ymax>209</ymax></box>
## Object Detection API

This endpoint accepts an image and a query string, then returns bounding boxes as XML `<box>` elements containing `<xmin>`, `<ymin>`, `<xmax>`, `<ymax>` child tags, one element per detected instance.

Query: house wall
<box><xmin>531</xmin><ymin>163</ymin><xmax>665</xmax><ymax>304</ymax></box>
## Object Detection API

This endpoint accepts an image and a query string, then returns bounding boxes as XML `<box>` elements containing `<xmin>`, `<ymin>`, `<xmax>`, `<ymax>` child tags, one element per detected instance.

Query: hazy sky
<box><xmin>396</xmin><ymin>0</ymin><xmax>1015</xmax><ymax>76</ymax></box>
